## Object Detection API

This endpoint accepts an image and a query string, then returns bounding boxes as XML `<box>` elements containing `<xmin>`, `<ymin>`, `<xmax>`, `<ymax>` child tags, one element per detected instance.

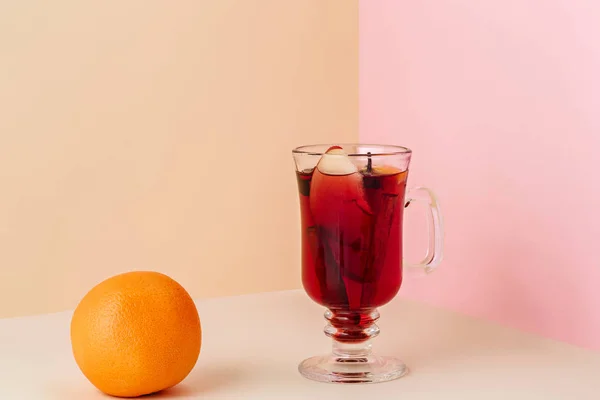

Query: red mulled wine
<box><xmin>296</xmin><ymin>166</ymin><xmax>407</xmax><ymax>312</ymax></box>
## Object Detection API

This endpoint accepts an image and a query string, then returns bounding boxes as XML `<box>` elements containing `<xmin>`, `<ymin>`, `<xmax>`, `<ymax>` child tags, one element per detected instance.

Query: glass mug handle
<box><xmin>404</xmin><ymin>186</ymin><xmax>444</xmax><ymax>273</ymax></box>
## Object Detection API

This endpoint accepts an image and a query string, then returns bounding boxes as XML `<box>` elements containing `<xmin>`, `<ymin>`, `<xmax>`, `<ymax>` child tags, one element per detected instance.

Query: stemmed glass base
<box><xmin>299</xmin><ymin>309</ymin><xmax>408</xmax><ymax>384</ymax></box>
<box><xmin>299</xmin><ymin>353</ymin><xmax>407</xmax><ymax>384</ymax></box>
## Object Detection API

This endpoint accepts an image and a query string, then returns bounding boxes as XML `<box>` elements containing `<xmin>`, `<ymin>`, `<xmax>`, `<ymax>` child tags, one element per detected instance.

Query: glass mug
<box><xmin>292</xmin><ymin>144</ymin><xmax>444</xmax><ymax>384</ymax></box>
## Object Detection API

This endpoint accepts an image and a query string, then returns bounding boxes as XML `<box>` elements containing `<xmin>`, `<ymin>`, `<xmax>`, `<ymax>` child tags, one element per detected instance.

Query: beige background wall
<box><xmin>0</xmin><ymin>1</ymin><xmax>358</xmax><ymax>317</ymax></box>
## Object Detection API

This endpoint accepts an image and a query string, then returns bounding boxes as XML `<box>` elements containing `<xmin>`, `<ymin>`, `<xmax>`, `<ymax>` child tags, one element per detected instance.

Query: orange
<box><xmin>70</xmin><ymin>271</ymin><xmax>201</xmax><ymax>398</ymax></box>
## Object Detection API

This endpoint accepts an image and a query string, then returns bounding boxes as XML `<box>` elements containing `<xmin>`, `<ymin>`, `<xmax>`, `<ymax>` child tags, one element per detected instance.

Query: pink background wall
<box><xmin>360</xmin><ymin>0</ymin><xmax>600</xmax><ymax>349</ymax></box>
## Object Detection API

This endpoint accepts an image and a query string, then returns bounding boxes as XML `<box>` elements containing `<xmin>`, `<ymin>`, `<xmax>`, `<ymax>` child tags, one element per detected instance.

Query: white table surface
<box><xmin>1</xmin><ymin>289</ymin><xmax>599</xmax><ymax>399</ymax></box>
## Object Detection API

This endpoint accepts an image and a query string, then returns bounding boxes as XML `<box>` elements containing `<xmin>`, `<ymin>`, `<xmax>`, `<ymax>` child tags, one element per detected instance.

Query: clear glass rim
<box><xmin>292</xmin><ymin>143</ymin><xmax>412</xmax><ymax>157</ymax></box>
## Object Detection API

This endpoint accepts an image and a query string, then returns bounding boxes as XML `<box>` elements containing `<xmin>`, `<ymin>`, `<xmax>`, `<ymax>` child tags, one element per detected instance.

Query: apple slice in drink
<box><xmin>309</xmin><ymin>146</ymin><xmax>373</xmax><ymax>309</ymax></box>
<box><xmin>309</xmin><ymin>146</ymin><xmax>372</xmax><ymax>226</ymax></box>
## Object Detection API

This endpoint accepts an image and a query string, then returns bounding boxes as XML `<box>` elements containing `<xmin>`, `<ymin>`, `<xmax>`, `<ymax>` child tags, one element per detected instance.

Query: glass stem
<box><xmin>332</xmin><ymin>340</ymin><xmax>373</xmax><ymax>358</ymax></box>
<box><xmin>324</xmin><ymin>308</ymin><xmax>380</xmax><ymax>359</ymax></box>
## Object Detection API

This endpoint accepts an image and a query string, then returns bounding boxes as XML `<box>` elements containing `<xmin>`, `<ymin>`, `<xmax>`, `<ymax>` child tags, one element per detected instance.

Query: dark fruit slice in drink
<box><xmin>360</xmin><ymin>166</ymin><xmax>407</xmax><ymax>307</ymax></box>
<box><xmin>305</xmin><ymin>225</ymin><xmax>349</xmax><ymax>308</ymax></box>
